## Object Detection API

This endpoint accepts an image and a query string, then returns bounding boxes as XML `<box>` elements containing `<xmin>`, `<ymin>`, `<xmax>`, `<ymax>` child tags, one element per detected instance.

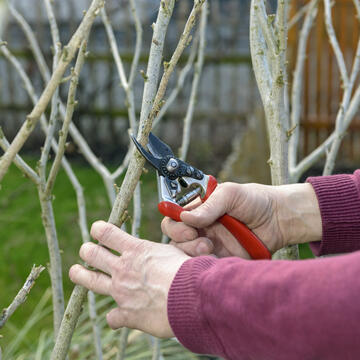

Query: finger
<box><xmin>170</xmin><ymin>237</ymin><xmax>214</xmax><ymax>256</ymax></box>
<box><xmin>180</xmin><ymin>183</ymin><xmax>238</xmax><ymax>228</ymax></box>
<box><xmin>106</xmin><ymin>307</ymin><xmax>134</xmax><ymax>330</ymax></box>
<box><xmin>91</xmin><ymin>221</ymin><xmax>142</xmax><ymax>254</ymax></box>
<box><xmin>161</xmin><ymin>217</ymin><xmax>198</xmax><ymax>243</ymax></box>
<box><xmin>79</xmin><ymin>242</ymin><xmax>118</xmax><ymax>275</ymax></box>
<box><xmin>69</xmin><ymin>264</ymin><xmax>112</xmax><ymax>295</ymax></box>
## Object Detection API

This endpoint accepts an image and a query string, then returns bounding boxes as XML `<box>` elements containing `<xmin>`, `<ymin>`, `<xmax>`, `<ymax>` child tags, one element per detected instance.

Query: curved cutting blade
<box><xmin>147</xmin><ymin>132</ymin><xmax>175</xmax><ymax>158</ymax></box>
<box><xmin>131</xmin><ymin>135</ymin><xmax>162</xmax><ymax>170</ymax></box>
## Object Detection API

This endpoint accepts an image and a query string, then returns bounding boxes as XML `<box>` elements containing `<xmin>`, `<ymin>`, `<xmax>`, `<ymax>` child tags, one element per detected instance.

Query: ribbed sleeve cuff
<box><xmin>167</xmin><ymin>256</ymin><xmax>224</xmax><ymax>356</ymax></box>
<box><xmin>307</xmin><ymin>172</ymin><xmax>360</xmax><ymax>256</ymax></box>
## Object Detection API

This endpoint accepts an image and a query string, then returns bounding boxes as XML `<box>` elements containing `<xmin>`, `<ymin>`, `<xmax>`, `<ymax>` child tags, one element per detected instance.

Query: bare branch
<box><xmin>7</xmin><ymin>2</ymin><xmax>51</xmax><ymax>82</ymax></box>
<box><xmin>50</xmin><ymin>285</ymin><xmax>88</xmax><ymax>360</ymax></box>
<box><xmin>324</xmin><ymin>0</ymin><xmax>349</xmax><ymax>86</ymax></box>
<box><xmin>291</xmin><ymin>132</ymin><xmax>335</xmax><ymax>181</ymax></box>
<box><xmin>0</xmin><ymin>0</ymin><xmax>105</xmax><ymax>182</ymax></box>
<box><xmin>289</xmin><ymin>0</ymin><xmax>318</xmax><ymax>170</ymax></box>
<box><xmin>255</xmin><ymin>1</ymin><xmax>277</xmax><ymax>61</ymax></box>
<box><xmin>249</xmin><ymin>2</ymin><xmax>273</xmax><ymax>103</ymax></box>
<box><xmin>109</xmin><ymin>0</ymin><xmax>176</xmax><ymax>225</ymax></box>
<box><xmin>0</xmin><ymin>129</ymin><xmax>40</xmax><ymax>185</ymax></box>
<box><xmin>128</xmin><ymin>0</ymin><xmax>143</xmax><ymax>89</ymax></box>
<box><xmin>153</xmin><ymin>29</ymin><xmax>200</xmax><ymax>129</ymax></box>
<box><xmin>101</xmin><ymin>8</ymin><xmax>128</xmax><ymax>91</ymax></box>
<box><xmin>288</xmin><ymin>2</ymin><xmax>311</xmax><ymax>30</ymax></box>
<box><xmin>45</xmin><ymin>39</ymin><xmax>88</xmax><ymax>195</ymax></box>
<box><xmin>180</xmin><ymin>1</ymin><xmax>208</xmax><ymax>161</ymax></box>
<box><xmin>116</xmin><ymin>328</ymin><xmax>130</xmax><ymax>360</ymax></box>
<box><xmin>39</xmin><ymin>0</ymin><xmax>62</xmax><ymax>181</ymax></box>
<box><xmin>0</xmin><ymin>265</ymin><xmax>45</xmax><ymax>329</ymax></box>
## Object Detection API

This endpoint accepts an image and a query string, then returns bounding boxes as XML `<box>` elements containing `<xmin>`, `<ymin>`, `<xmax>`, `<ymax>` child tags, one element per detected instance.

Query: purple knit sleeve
<box><xmin>306</xmin><ymin>170</ymin><xmax>360</xmax><ymax>256</ymax></box>
<box><xmin>168</xmin><ymin>253</ymin><xmax>360</xmax><ymax>359</ymax></box>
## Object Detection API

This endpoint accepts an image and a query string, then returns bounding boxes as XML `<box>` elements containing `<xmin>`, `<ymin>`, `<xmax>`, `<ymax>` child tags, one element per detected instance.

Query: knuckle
<box><xmin>91</xmin><ymin>271</ymin><xmax>105</xmax><ymax>291</ymax></box>
<box><xmin>98</xmin><ymin>224</ymin><xmax>115</xmax><ymax>244</ymax></box>
<box><xmin>80</xmin><ymin>242</ymin><xmax>99</xmax><ymax>261</ymax></box>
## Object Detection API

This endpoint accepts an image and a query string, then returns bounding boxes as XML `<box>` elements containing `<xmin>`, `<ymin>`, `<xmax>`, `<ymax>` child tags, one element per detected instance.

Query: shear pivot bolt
<box><xmin>166</xmin><ymin>158</ymin><xmax>179</xmax><ymax>173</ymax></box>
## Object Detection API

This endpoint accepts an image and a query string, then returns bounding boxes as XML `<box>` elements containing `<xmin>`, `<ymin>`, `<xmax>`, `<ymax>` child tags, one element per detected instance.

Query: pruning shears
<box><xmin>132</xmin><ymin>133</ymin><xmax>271</xmax><ymax>260</ymax></box>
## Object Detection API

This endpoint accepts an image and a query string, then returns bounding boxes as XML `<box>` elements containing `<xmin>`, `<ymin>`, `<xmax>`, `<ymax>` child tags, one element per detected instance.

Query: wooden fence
<box><xmin>289</xmin><ymin>0</ymin><xmax>360</xmax><ymax>167</ymax></box>
<box><xmin>0</xmin><ymin>0</ymin><xmax>359</xmax><ymax>171</ymax></box>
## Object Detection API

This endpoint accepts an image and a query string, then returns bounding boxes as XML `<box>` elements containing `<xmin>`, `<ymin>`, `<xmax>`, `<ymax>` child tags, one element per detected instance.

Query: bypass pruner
<box><xmin>132</xmin><ymin>133</ymin><xmax>271</xmax><ymax>260</ymax></box>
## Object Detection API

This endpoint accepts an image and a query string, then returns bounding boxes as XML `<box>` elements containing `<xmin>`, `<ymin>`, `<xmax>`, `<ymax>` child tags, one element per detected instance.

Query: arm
<box><xmin>307</xmin><ymin>170</ymin><xmax>360</xmax><ymax>255</ymax></box>
<box><xmin>168</xmin><ymin>252</ymin><xmax>360</xmax><ymax>359</ymax></box>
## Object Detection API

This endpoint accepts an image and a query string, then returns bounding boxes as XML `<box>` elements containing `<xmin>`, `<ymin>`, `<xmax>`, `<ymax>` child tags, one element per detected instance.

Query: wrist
<box><xmin>277</xmin><ymin>183</ymin><xmax>322</xmax><ymax>246</ymax></box>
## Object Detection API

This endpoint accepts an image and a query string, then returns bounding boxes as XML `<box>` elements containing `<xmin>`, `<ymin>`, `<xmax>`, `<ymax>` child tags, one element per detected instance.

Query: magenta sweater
<box><xmin>167</xmin><ymin>170</ymin><xmax>360</xmax><ymax>360</ymax></box>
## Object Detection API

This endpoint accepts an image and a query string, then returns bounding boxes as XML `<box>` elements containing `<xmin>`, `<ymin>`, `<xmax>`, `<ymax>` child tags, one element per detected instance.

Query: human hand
<box><xmin>162</xmin><ymin>182</ymin><xmax>322</xmax><ymax>259</ymax></box>
<box><xmin>69</xmin><ymin>221</ymin><xmax>190</xmax><ymax>338</ymax></box>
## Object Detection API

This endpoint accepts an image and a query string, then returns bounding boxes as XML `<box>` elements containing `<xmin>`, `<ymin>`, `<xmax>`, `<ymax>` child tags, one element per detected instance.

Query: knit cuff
<box><xmin>167</xmin><ymin>256</ymin><xmax>224</xmax><ymax>356</ymax></box>
<box><xmin>307</xmin><ymin>172</ymin><xmax>360</xmax><ymax>256</ymax></box>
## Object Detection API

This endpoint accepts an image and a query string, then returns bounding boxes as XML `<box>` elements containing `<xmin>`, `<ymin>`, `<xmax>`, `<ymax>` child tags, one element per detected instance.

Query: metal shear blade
<box><xmin>131</xmin><ymin>135</ymin><xmax>162</xmax><ymax>171</ymax></box>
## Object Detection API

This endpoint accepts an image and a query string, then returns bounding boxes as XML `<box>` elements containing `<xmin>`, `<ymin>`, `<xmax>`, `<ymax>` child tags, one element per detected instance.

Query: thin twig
<box><xmin>46</xmin><ymin>39</ymin><xmax>88</xmax><ymax>195</ymax></box>
<box><xmin>288</xmin><ymin>2</ymin><xmax>311</xmax><ymax>30</ymax></box>
<box><xmin>40</xmin><ymin>0</ymin><xmax>62</xmax><ymax>182</ymax></box>
<box><xmin>101</xmin><ymin>8</ymin><xmax>128</xmax><ymax>91</ymax></box>
<box><xmin>7</xmin><ymin>2</ymin><xmax>51</xmax><ymax>82</ymax></box>
<box><xmin>324</xmin><ymin>0</ymin><xmax>349</xmax><ymax>87</ymax></box>
<box><xmin>289</xmin><ymin>0</ymin><xmax>319</xmax><ymax>171</ymax></box>
<box><xmin>153</xmin><ymin>29</ymin><xmax>200</xmax><ymax>129</ymax></box>
<box><xmin>0</xmin><ymin>265</ymin><xmax>45</xmax><ymax>329</ymax></box>
<box><xmin>180</xmin><ymin>1</ymin><xmax>208</xmax><ymax>161</ymax></box>
<box><xmin>0</xmin><ymin>128</ymin><xmax>40</xmax><ymax>184</ymax></box>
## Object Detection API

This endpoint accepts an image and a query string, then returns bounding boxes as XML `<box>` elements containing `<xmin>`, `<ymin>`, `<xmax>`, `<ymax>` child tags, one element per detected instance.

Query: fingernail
<box><xmin>90</xmin><ymin>220</ymin><xmax>106</xmax><ymax>239</ymax></box>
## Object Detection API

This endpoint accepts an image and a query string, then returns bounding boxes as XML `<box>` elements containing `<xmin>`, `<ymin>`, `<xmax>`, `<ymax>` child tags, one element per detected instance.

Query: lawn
<box><xmin>0</xmin><ymin>158</ymin><xmax>163</xmax><ymax>356</ymax></box>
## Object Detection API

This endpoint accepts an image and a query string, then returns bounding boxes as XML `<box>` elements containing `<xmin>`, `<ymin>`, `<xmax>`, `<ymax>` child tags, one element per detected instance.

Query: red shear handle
<box><xmin>204</xmin><ymin>176</ymin><xmax>271</xmax><ymax>260</ymax></box>
<box><xmin>158</xmin><ymin>201</ymin><xmax>184</xmax><ymax>222</ymax></box>
<box><xmin>158</xmin><ymin>175</ymin><xmax>271</xmax><ymax>260</ymax></box>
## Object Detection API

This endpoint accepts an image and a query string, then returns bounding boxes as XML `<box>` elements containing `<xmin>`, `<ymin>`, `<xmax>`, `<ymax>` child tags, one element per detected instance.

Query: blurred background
<box><xmin>1</xmin><ymin>0</ymin><xmax>360</xmax><ymax>358</ymax></box>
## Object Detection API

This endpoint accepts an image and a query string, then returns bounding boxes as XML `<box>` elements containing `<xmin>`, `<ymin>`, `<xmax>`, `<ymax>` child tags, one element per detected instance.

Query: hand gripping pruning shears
<box><xmin>132</xmin><ymin>133</ymin><xmax>271</xmax><ymax>260</ymax></box>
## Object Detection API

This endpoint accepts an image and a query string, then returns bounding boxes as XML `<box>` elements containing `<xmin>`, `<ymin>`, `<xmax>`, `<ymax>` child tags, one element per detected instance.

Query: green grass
<box><xmin>0</xmin><ymin>159</ymin><xmax>163</xmax><ymax>352</ymax></box>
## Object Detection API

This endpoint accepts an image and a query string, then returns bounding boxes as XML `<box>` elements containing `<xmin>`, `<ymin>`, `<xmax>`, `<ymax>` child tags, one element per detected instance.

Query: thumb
<box><xmin>180</xmin><ymin>183</ymin><xmax>236</xmax><ymax>228</ymax></box>
<box><xmin>106</xmin><ymin>308</ymin><xmax>135</xmax><ymax>330</ymax></box>
<box><xmin>90</xmin><ymin>220</ymin><xmax>140</xmax><ymax>254</ymax></box>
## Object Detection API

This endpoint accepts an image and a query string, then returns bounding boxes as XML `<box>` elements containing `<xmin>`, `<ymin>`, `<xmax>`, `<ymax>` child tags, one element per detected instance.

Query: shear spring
<box><xmin>177</xmin><ymin>188</ymin><xmax>202</xmax><ymax>206</ymax></box>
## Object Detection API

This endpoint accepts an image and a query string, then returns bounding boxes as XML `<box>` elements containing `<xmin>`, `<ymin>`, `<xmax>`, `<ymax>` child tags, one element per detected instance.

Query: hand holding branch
<box><xmin>69</xmin><ymin>221</ymin><xmax>190</xmax><ymax>338</ymax></box>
